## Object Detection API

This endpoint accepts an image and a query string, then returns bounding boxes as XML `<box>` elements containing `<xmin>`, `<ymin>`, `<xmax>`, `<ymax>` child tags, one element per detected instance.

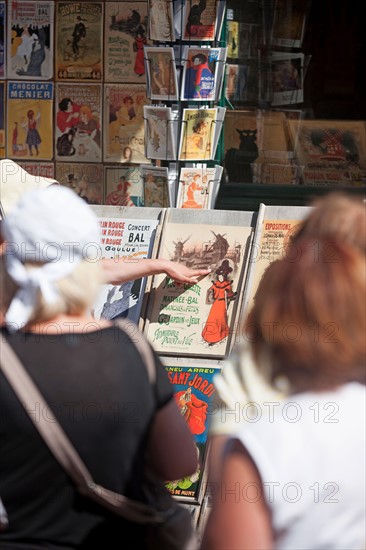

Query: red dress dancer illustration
<box><xmin>182</xmin><ymin>174</ymin><xmax>203</xmax><ymax>208</ymax></box>
<box><xmin>202</xmin><ymin>260</ymin><xmax>236</xmax><ymax>345</ymax></box>
<box><xmin>175</xmin><ymin>387</ymin><xmax>208</xmax><ymax>435</ymax></box>
<box><xmin>133</xmin><ymin>26</ymin><xmax>146</xmax><ymax>76</ymax></box>
<box><xmin>106</xmin><ymin>176</ymin><xmax>134</xmax><ymax>206</ymax></box>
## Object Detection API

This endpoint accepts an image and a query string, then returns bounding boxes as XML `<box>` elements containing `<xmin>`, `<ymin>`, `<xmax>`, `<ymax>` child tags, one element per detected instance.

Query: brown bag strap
<box><xmin>0</xmin><ymin>333</ymin><xmax>162</xmax><ymax>524</ymax></box>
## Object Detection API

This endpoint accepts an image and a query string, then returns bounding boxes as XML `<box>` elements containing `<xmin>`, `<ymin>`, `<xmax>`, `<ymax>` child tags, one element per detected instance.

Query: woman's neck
<box><xmin>15</xmin><ymin>314</ymin><xmax>112</xmax><ymax>334</ymax></box>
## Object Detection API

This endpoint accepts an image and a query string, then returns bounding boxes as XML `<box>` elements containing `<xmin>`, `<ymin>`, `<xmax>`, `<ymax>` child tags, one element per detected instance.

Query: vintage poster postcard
<box><xmin>7</xmin><ymin>0</ymin><xmax>54</xmax><ymax>80</ymax></box>
<box><xmin>144</xmin><ymin>209</ymin><xmax>253</xmax><ymax>357</ymax></box>
<box><xmin>55</xmin><ymin>82</ymin><xmax>102</xmax><ymax>163</ymax></box>
<box><xmin>144</xmin><ymin>46</ymin><xmax>178</xmax><ymax>101</ymax></box>
<box><xmin>144</xmin><ymin>106</ymin><xmax>178</xmax><ymax>161</ymax></box>
<box><xmin>104</xmin><ymin>165</ymin><xmax>143</xmax><ymax>207</ymax></box>
<box><xmin>0</xmin><ymin>82</ymin><xmax>4</xmax><ymax>158</ymax></box>
<box><xmin>148</xmin><ymin>0</ymin><xmax>175</xmax><ymax>41</ymax></box>
<box><xmin>56</xmin><ymin>162</ymin><xmax>103</xmax><ymax>204</ymax></box>
<box><xmin>91</xmin><ymin>209</ymin><xmax>160</xmax><ymax>325</ymax></box>
<box><xmin>181</xmin><ymin>46</ymin><xmax>227</xmax><ymax>102</ymax></box>
<box><xmin>287</xmin><ymin>119</ymin><xmax>366</xmax><ymax>186</ymax></box>
<box><xmin>141</xmin><ymin>166</ymin><xmax>170</xmax><ymax>207</ymax></box>
<box><xmin>7</xmin><ymin>81</ymin><xmax>54</xmax><ymax>160</ymax></box>
<box><xmin>241</xmin><ymin>205</ymin><xmax>310</xmax><ymax>318</ymax></box>
<box><xmin>176</xmin><ymin>166</ymin><xmax>216</xmax><ymax>209</ymax></box>
<box><xmin>223</xmin><ymin>109</ymin><xmax>258</xmax><ymax>182</ymax></box>
<box><xmin>225</xmin><ymin>64</ymin><xmax>238</xmax><ymax>103</ymax></box>
<box><xmin>271</xmin><ymin>0</ymin><xmax>307</xmax><ymax>48</ymax></box>
<box><xmin>165</xmin><ymin>365</ymin><xmax>221</xmax><ymax>502</ymax></box>
<box><xmin>0</xmin><ymin>2</ymin><xmax>5</xmax><ymax>79</ymax></box>
<box><xmin>55</xmin><ymin>2</ymin><xmax>103</xmax><ymax>81</ymax></box>
<box><xmin>104</xmin><ymin>83</ymin><xmax>150</xmax><ymax>164</ymax></box>
<box><xmin>179</xmin><ymin>108</ymin><xmax>217</xmax><ymax>161</ymax></box>
<box><xmin>182</xmin><ymin>0</ymin><xmax>217</xmax><ymax>41</ymax></box>
<box><xmin>18</xmin><ymin>161</ymin><xmax>55</xmax><ymax>179</ymax></box>
<box><xmin>271</xmin><ymin>52</ymin><xmax>304</xmax><ymax>107</ymax></box>
<box><xmin>104</xmin><ymin>1</ymin><xmax>149</xmax><ymax>83</ymax></box>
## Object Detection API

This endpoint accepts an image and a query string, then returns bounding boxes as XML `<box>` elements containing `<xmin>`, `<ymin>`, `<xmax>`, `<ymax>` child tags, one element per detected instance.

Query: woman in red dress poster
<box><xmin>175</xmin><ymin>387</ymin><xmax>208</xmax><ymax>435</ymax></box>
<box><xmin>133</xmin><ymin>26</ymin><xmax>146</xmax><ymax>77</ymax></box>
<box><xmin>202</xmin><ymin>259</ymin><xmax>236</xmax><ymax>345</ymax></box>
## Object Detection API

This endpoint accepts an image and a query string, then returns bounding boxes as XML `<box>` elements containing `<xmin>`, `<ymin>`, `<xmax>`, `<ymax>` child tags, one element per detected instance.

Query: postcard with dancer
<box><xmin>55</xmin><ymin>2</ymin><xmax>103</xmax><ymax>81</ymax></box>
<box><xmin>181</xmin><ymin>46</ymin><xmax>227</xmax><ymax>102</ymax></box>
<box><xmin>148</xmin><ymin>0</ymin><xmax>175</xmax><ymax>41</ymax></box>
<box><xmin>91</xmin><ymin>207</ymin><xmax>160</xmax><ymax>325</ymax></box>
<box><xmin>141</xmin><ymin>166</ymin><xmax>170</xmax><ymax>207</ymax></box>
<box><xmin>165</xmin><ymin>364</ymin><xmax>221</xmax><ymax>502</ymax></box>
<box><xmin>104</xmin><ymin>165</ymin><xmax>143</xmax><ymax>207</ymax></box>
<box><xmin>177</xmin><ymin>166</ymin><xmax>216</xmax><ymax>209</ymax></box>
<box><xmin>7</xmin><ymin>81</ymin><xmax>54</xmax><ymax>160</ymax></box>
<box><xmin>56</xmin><ymin>162</ymin><xmax>103</xmax><ymax>204</ymax></box>
<box><xmin>55</xmin><ymin>83</ymin><xmax>102</xmax><ymax>163</ymax></box>
<box><xmin>104</xmin><ymin>1</ymin><xmax>149</xmax><ymax>83</ymax></box>
<box><xmin>0</xmin><ymin>2</ymin><xmax>5</xmax><ymax>79</ymax></box>
<box><xmin>144</xmin><ymin>47</ymin><xmax>178</xmax><ymax>101</ymax></box>
<box><xmin>144</xmin><ymin>106</ymin><xmax>178</xmax><ymax>161</ymax></box>
<box><xmin>179</xmin><ymin>108</ymin><xmax>217</xmax><ymax>161</ymax></box>
<box><xmin>104</xmin><ymin>83</ymin><xmax>150</xmax><ymax>164</ymax></box>
<box><xmin>7</xmin><ymin>0</ymin><xmax>54</xmax><ymax>80</ymax></box>
<box><xmin>144</xmin><ymin>209</ymin><xmax>253</xmax><ymax>357</ymax></box>
<box><xmin>182</xmin><ymin>0</ymin><xmax>217</xmax><ymax>41</ymax></box>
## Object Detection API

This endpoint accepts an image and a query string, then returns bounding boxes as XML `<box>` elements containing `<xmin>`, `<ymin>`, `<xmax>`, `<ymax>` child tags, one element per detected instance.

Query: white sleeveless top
<box><xmin>234</xmin><ymin>382</ymin><xmax>366</xmax><ymax>550</ymax></box>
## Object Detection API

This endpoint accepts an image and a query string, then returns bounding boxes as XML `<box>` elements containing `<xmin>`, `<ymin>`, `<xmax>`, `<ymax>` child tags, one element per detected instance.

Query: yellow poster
<box><xmin>7</xmin><ymin>81</ymin><xmax>54</xmax><ymax>160</ymax></box>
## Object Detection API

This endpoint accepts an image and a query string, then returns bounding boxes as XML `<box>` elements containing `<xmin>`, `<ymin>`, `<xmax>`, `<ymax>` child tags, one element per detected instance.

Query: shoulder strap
<box><xmin>0</xmin><ymin>338</ymin><xmax>161</xmax><ymax>524</ymax></box>
<box><xmin>113</xmin><ymin>318</ymin><xmax>156</xmax><ymax>384</ymax></box>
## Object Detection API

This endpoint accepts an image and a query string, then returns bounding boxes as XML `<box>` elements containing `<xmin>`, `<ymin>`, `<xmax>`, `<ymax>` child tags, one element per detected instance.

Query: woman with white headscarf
<box><xmin>0</xmin><ymin>186</ymin><xmax>198</xmax><ymax>549</ymax></box>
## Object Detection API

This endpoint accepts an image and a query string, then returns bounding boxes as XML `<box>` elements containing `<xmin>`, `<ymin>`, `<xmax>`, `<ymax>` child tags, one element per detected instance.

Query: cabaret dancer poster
<box><xmin>176</xmin><ymin>166</ymin><xmax>216</xmax><ymax>209</ymax></box>
<box><xmin>141</xmin><ymin>166</ymin><xmax>170</xmax><ymax>208</ymax></box>
<box><xmin>165</xmin><ymin>365</ymin><xmax>221</xmax><ymax>502</ymax></box>
<box><xmin>91</xmin><ymin>211</ymin><xmax>159</xmax><ymax>325</ymax></box>
<box><xmin>55</xmin><ymin>2</ymin><xmax>103</xmax><ymax>81</ymax></box>
<box><xmin>144</xmin><ymin>209</ymin><xmax>253</xmax><ymax>357</ymax></box>
<box><xmin>56</xmin><ymin>162</ymin><xmax>103</xmax><ymax>205</ymax></box>
<box><xmin>7</xmin><ymin>81</ymin><xmax>54</xmax><ymax>160</ymax></box>
<box><xmin>104</xmin><ymin>1</ymin><xmax>149</xmax><ymax>83</ymax></box>
<box><xmin>7</xmin><ymin>0</ymin><xmax>54</xmax><ymax>80</ymax></box>
<box><xmin>104</xmin><ymin>165</ymin><xmax>143</xmax><ymax>207</ymax></box>
<box><xmin>55</xmin><ymin>82</ymin><xmax>102</xmax><ymax>163</ymax></box>
<box><xmin>104</xmin><ymin>83</ymin><xmax>150</xmax><ymax>164</ymax></box>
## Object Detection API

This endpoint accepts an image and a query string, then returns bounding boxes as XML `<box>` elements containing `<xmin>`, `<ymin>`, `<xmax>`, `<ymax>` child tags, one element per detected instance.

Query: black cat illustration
<box><xmin>56</xmin><ymin>127</ymin><xmax>77</xmax><ymax>156</ymax></box>
<box><xmin>225</xmin><ymin>128</ymin><xmax>258</xmax><ymax>182</ymax></box>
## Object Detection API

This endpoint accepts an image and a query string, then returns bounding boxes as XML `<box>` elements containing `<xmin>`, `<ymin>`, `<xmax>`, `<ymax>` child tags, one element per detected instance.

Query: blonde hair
<box><xmin>1</xmin><ymin>258</ymin><xmax>103</xmax><ymax>325</ymax></box>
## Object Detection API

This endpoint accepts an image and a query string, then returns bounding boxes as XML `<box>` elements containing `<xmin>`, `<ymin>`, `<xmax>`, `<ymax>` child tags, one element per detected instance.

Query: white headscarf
<box><xmin>2</xmin><ymin>186</ymin><xmax>101</xmax><ymax>331</ymax></box>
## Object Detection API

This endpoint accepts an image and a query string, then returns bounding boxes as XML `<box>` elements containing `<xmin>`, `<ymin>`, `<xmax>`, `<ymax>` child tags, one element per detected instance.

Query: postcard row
<box><xmin>0</xmin><ymin>1</ymin><xmax>226</xmax><ymax>83</ymax></box>
<box><xmin>0</xmin><ymin>81</ymin><xmax>225</xmax><ymax>163</ymax></box>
